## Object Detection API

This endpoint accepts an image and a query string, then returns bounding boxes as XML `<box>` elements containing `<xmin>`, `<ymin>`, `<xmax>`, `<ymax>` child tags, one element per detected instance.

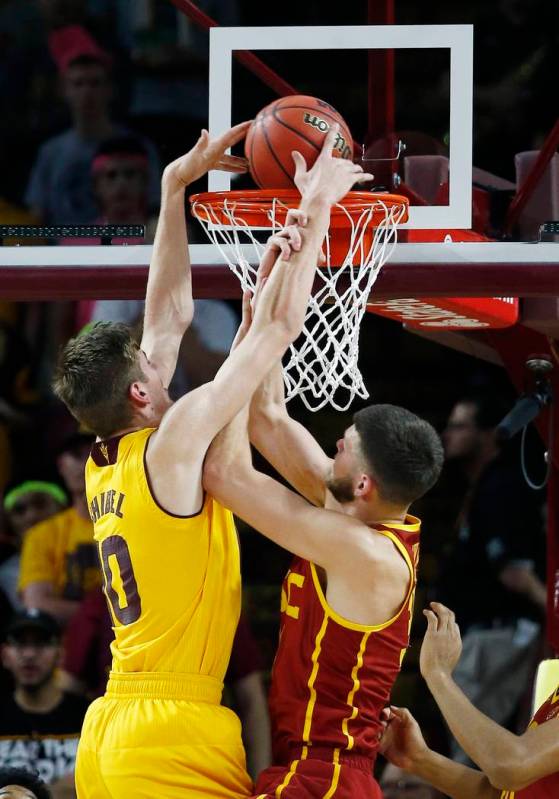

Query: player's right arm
<box><xmin>380</xmin><ymin>705</ymin><xmax>501</xmax><ymax>799</ymax></box>
<box><xmin>142</xmin><ymin>123</ymin><xmax>250</xmax><ymax>389</ymax></box>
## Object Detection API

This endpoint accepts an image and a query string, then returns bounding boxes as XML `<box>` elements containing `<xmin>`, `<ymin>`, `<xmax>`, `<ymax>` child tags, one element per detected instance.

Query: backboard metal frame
<box><xmin>208</xmin><ymin>24</ymin><xmax>473</xmax><ymax>230</ymax></box>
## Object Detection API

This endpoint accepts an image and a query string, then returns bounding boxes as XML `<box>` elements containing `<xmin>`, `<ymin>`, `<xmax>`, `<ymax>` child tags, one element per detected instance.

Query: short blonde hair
<box><xmin>53</xmin><ymin>322</ymin><xmax>145</xmax><ymax>438</ymax></box>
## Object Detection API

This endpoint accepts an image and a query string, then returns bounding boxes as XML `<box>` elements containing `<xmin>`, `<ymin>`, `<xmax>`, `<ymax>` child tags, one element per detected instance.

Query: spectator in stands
<box><xmin>0</xmin><ymin>609</ymin><xmax>89</xmax><ymax>793</ymax></box>
<box><xmin>18</xmin><ymin>434</ymin><xmax>100</xmax><ymax>626</ymax></box>
<box><xmin>0</xmin><ymin>766</ymin><xmax>51</xmax><ymax>799</ymax></box>
<box><xmin>437</xmin><ymin>393</ymin><xmax>546</xmax><ymax>762</ymax></box>
<box><xmin>0</xmin><ymin>483</ymin><xmax>67</xmax><ymax>612</ymax></box>
<box><xmin>90</xmin><ymin>136</ymin><xmax>157</xmax><ymax>230</ymax></box>
<box><xmin>60</xmin><ymin>588</ymin><xmax>271</xmax><ymax>777</ymax></box>
<box><xmin>61</xmin><ymin>135</ymin><xmax>159</xmax><ymax>332</ymax></box>
<box><xmin>25</xmin><ymin>25</ymin><xmax>160</xmax><ymax>225</ymax></box>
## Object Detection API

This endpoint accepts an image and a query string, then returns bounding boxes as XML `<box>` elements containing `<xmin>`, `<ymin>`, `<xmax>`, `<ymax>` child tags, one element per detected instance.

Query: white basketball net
<box><xmin>191</xmin><ymin>194</ymin><xmax>407</xmax><ymax>411</ymax></box>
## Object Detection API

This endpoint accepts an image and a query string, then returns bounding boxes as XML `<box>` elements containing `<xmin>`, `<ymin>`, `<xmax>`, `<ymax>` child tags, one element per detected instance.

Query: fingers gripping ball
<box><xmin>245</xmin><ymin>95</ymin><xmax>354</xmax><ymax>189</ymax></box>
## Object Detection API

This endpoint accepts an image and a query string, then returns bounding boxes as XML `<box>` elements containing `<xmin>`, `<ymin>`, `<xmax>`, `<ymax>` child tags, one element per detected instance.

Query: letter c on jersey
<box><xmin>280</xmin><ymin>572</ymin><xmax>305</xmax><ymax>620</ymax></box>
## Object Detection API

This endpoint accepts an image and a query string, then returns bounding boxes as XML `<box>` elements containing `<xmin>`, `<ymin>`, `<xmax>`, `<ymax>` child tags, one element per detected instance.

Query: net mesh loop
<box><xmin>191</xmin><ymin>189</ymin><xmax>408</xmax><ymax>411</ymax></box>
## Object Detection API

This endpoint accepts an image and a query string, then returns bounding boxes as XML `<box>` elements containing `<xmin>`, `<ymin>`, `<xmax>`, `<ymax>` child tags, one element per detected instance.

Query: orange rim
<box><xmin>190</xmin><ymin>189</ymin><xmax>409</xmax><ymax>228</ymax></box>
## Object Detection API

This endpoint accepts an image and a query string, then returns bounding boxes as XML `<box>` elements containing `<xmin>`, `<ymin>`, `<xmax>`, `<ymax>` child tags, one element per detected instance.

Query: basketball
<box><xmin>244</xmin><ymin>95</ymin><xmax>354</xmax><ymax>189</ymax></box>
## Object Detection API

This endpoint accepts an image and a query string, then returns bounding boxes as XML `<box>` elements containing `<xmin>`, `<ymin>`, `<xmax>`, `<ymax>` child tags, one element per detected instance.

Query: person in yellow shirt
<box><xmin>19</xmin><ymin>434</ymin><xmax>100</xmax><ymax>625</ymax></box>
<box><xmin>53</xmin><ymin>123</ymin><xmax>371</xmax><ymax>799</ymax></box>
<box><xmin>1</xmin><ymin>480</ymin><xmax>67</xmax><ymax>612</ymax></box>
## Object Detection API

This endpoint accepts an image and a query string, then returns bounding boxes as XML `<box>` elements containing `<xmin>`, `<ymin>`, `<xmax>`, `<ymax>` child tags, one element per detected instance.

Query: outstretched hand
<box><xmin>420</xmin><ymin>602</ymin><xmax>463</xmax><ymax>682</ymax></box>
<box><xmin>293</xmin><ymin>124</ymin><xmax>374</xmax><ymax>207</ymax></box>
<box><xmin>379</xmin><ymin>706</ymin><xmax>429</xmax><ymax>771</ymax></box>
<box><xmin>164</xmin><ymin>122</ymin><xmax>251</xmax><ymax>187</ymax></box>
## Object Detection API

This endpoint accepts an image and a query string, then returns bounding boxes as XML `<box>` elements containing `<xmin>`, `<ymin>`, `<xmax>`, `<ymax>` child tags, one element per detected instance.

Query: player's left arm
<box><xmin>141</xmin><ymin>123</ymin><xmax>250</xmax><ymax>388</ymax></box>
<box><xmin>204</xmin><ymin>407</ymin><xmax>371</xmax><ymax>571</ymax></box>
<box><xmin>247</xmin><ymin>214</ymin><xmax>332</xmax><ymax>507</ymax></box>
<box><xmin>421</xmin><ymin>602</ymin><xmax>559</xmax><ymax>791</ymax></box>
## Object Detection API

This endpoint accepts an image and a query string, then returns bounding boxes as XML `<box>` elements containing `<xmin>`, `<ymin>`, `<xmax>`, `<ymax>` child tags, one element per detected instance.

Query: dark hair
<box><xmin>353</xmin><ymin>404</ymin><xmax>444</xmax><ymax>506</ymax></box>
<box><xmin>93</xmin><ymin>135</ymin><xmax>149</xmax><ymax>162</ymax></box>
<box><xmin>0</xmin><ymin>767</ymin><xmax>51</xmax><ymax>798</ymax></box>
<box><xmin>457</xmin><ymin>393</ymin><xmax>509</xmax><ymax>431</ymax></box>
<box><xmin>52</xmin><ymin>322</ymin><xmax>145</xmax><ymax>439</ymax></box>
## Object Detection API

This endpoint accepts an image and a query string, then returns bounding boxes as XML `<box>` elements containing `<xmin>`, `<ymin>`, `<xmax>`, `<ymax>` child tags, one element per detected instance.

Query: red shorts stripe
<box><xmin>253</xmin><ymin>757</ymin><xmax>382</xmax><ymax>798</ymax></box>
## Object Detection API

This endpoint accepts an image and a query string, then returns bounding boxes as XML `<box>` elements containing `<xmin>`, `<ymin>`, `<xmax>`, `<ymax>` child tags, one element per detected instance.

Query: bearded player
<box><xmin>53</xmin><ymin>123</ymin><xmax>372</xmax><ymax>798</ymax></box>
<box><xmin>204</xmin><ymin>255</ymin><xmax>444</xmax><ymax>797</ymax></box>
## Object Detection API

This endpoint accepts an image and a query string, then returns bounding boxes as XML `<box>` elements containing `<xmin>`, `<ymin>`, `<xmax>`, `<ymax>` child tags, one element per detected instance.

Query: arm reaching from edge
<box><xmin>141</xmin><ymin>123</ymin><xmax>250</xmax><ymax>388</ymax></box>
<box><xmin>420</xmin><ymin>602</ymin><xmax>559</xmax><ymax>791</ymax></box>
<box><xmin>379</xmin><ymin>705</ymin><xmax>500</xmax><ymax>799</ymax></box>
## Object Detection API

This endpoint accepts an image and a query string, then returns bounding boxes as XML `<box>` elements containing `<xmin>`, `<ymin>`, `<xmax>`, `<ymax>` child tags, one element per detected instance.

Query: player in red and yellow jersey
<box><xmin>205</xmin><ymin>300</ymin><xmax>444</xmax><ymax>797</ymax></box>
<box><xmin>264</xmin><ymin>519</ymin><xmax>419</xmax><ymax>783</ymax></box>
<box><xmin>380</xmin><ymin>602</ymin><xmax>559</xmax><ymax>798</ymax></box>
<box><xmin>53</xmin><ymin>125</ymin><xmax>371</xmax><ymax>798</ymax></box>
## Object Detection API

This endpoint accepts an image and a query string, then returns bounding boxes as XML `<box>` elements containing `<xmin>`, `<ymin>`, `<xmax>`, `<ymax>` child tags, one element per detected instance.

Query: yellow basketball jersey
<box><xmin>85</xmin><ymin>428</ymin><xmax>241</xmax><ymax>680</ymax></box>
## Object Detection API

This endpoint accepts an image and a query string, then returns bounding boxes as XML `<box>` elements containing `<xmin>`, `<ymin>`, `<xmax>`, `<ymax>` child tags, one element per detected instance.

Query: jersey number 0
<box><xmin>100</xmin><ymin>535</ymin><xmax>142</xmax><ymax>624</ymax></box>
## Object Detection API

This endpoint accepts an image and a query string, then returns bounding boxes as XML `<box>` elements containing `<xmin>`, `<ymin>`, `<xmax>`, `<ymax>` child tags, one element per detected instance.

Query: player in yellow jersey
<box><xmin>53</xmin><ymin>122</ymin><xmax>372</xmax><ymax>798</ymax></box>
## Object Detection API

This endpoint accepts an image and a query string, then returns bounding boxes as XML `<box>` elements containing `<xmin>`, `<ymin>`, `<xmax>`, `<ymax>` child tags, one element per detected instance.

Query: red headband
<box><xmin>49</xmin><ymin>25</ymin><xmax>112</xmax><ymax>75</ymax></box>
<box><xmin>92</xmin><ymin>154</ymin><xmax>149</xmax><ymax>174</ymax></box>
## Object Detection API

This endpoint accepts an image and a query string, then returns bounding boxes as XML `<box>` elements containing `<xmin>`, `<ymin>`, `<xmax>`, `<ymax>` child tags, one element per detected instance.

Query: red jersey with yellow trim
<box><xmin>268</xmin><ymin>515</ymin><xmax>420</xmax><ymax>765</ymax></box>
<box><xmin>500</xmin><ymin>683</ymin><xmax>559</xmax><ymax>799</ymax></box>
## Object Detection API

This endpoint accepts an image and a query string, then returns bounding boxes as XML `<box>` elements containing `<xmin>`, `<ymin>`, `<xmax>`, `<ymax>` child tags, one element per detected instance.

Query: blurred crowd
<box><xmin>0</xmin><ymin>1</ymin><xmax>554</xmax><ymax>797</ymax></box>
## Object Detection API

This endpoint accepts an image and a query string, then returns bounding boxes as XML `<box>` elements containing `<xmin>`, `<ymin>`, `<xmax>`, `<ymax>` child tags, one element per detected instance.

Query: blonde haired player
<box><xmin>53</xmin><ymin>123</ymin><xmax>372</xmax><ymax>798</ymax></box>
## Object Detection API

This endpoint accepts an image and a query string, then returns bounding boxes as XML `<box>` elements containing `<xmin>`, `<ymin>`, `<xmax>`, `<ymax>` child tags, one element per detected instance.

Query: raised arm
<box><xmin>420</xmin><ymin>602</ymin><xmax>559</xmax><ymax>791</ymax></box>
<box><xmin>141</xmin><ymin>123</ymin><xmax>250</xmax><ymax>388</ymax></box>
<box><xmin>249</xmin><ymin>359</ymin><xmax>332</xmax><ymax>507</ymax></box>
<box><xmin>246</xmin><ymin>210</ymin><xmax>331</xmax><ymax>506</ymax></box>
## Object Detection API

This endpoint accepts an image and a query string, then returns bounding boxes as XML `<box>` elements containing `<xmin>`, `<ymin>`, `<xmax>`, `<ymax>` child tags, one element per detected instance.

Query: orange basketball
<box><xmin>244</xmin><ymin>95</ymin><xmax>354</xmax><ymax>189</ymax></box>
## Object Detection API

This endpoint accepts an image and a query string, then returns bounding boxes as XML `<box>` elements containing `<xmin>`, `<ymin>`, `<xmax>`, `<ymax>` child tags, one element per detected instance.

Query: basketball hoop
<box><xmin>190</xmin><ymin>189</ymin><xmax>408</xmax><ymax>411</ymax></box>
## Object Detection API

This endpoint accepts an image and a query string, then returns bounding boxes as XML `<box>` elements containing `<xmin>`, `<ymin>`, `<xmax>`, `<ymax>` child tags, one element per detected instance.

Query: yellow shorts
<box><xmin>76</xmin><ymin>672</ymin><xmax>252</xmax><ymax>799</ymax></box>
